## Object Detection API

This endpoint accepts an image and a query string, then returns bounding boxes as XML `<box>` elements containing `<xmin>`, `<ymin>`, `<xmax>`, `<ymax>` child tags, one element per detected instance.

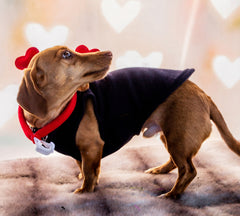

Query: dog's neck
<box><xmin>23</xmin><ymin>93</ymin><xmax>76</xmax><ymax>129</ymax></box>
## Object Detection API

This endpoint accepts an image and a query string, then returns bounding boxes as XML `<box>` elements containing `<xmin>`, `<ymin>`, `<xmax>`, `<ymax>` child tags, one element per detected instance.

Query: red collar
<box><xmin>18</xmin><ymin>93</ymin><xmax>77</xmax><ymax>143</ymax></box>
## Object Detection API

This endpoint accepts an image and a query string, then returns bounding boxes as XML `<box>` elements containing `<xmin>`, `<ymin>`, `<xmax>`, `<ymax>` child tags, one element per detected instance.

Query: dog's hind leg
<box><xmin>145</xmin><ymin>131</ymin><xmax>176</xmax><ymax>174</ymax></box>
<box><xmin>144</xmin><ymin>80</ymin><xmax>213</xmax><ymax>198</ymax></box>
<box><xmin>142</xmin><ymin>119</ymin><xmax>177</xmax><ymax>175</ymax></box>
<box><xmin>160</xmin><ymin>154</ymin><xmax>197</xmax><ymax>199</ymax></box>
<box><xmin>145</xmin><ymin>158</ymin><xmax>176</xmax><ymax>174</ymax></box>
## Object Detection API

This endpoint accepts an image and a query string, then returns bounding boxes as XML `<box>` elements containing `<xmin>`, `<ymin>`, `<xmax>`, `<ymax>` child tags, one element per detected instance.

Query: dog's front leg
<box><xmin>74</xmin><ymin>141</ymin><xmax>103</xmax><ymax>193</ymax></box>
<box><xmin>76</xmin><ymin>160</ymin><xmax>83</xmax><ymax>180</ymax></box>
<box><xmin>74</xmin><ymin>99</ymin><xmax>104</xmax><ymax>194</ymax></box>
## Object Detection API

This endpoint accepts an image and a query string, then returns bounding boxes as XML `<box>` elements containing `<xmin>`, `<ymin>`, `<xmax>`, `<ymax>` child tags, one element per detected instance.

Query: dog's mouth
<box><xmin>83</xmin><ymin>66</ymin><xmax>109</xmax><ymax>77</ymax></box>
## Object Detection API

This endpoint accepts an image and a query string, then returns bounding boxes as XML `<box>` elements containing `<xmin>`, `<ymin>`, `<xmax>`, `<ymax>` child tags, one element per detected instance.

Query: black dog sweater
<box><xmin>45</xmin><ymin>67</ymin><xmax>194</xmax><ymax>160</ymax></box>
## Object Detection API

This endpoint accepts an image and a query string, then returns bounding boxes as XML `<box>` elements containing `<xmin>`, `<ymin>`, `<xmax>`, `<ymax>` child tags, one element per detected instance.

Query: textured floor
<box><xmin>1</xmin><ymin>137</ymin><xmax>240</xmax><ymax>216</ymax></box>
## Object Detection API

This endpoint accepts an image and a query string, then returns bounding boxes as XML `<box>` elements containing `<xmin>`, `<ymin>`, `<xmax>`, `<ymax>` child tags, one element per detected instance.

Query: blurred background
<box><xmin>0</xmin><ymin>0</ymin><xmax>240</xmax><ymax>161</ymax></box>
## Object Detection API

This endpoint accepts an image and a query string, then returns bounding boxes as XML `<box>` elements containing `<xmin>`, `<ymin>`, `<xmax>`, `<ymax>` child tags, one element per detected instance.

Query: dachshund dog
<box><xmin>17</xmin><ymin>46</ymin><xmax>240</xmax><ymax>199</ymax></box>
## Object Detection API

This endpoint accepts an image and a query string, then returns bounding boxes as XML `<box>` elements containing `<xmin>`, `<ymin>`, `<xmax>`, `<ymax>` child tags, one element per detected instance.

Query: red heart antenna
<box><xmin>15</xmin><ymin>47</ymin><xmax>39</xmax><ymax>70</ymax></box>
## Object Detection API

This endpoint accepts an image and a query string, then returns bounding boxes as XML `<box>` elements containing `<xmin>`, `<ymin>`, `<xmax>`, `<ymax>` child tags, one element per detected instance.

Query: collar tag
<box><xmin>34</xmin><ymin>137</ymin><xmax>55</xmax><ymax>155</ymax></box>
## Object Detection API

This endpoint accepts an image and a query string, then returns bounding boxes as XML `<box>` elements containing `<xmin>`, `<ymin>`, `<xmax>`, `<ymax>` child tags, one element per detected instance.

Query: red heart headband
<box><xmin>15</xmin><ymin>45</ymin><xmax>100</xmax><ymax>70</ymax></box>
<box><xmin>15</xmin><ymin>47</ymin><xmax>39</xmax><ymax>70</ymax></box>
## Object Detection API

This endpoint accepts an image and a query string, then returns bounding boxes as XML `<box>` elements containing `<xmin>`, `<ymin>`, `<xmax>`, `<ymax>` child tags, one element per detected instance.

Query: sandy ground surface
<box><xmin>1</xmin><ymin>136</ymin><xmax>240</xmax><ymax>216</ymax></box>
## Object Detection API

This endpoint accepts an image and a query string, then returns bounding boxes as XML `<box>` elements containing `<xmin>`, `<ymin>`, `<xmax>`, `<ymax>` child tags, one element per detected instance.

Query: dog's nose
<box><xmin>103</xmin><ymin>51</ymin><xmax>112</xmax><ymax>57</ymax></box>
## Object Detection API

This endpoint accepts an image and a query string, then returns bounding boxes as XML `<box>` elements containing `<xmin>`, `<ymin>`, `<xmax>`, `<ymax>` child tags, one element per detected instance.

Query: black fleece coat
<box><xmin>46</xmin><ymin>67</ymin><xmax>194</xmax><ymax>160</ymax></box>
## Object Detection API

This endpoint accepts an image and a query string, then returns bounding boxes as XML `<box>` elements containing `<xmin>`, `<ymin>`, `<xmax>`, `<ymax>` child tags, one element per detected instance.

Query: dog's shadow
<box><xmin>107</xmin><ymin>144</ymin><xmax>240</xmax><ymax>210</ymax></box>
<box><xmin>178</xmin><ymin>191</ymin><xmax>240</xmax><ymax>208</ymax></box>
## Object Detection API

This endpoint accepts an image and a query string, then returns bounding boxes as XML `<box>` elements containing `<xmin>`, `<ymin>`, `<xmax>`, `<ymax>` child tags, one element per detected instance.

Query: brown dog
<box><xmin>17</xmin><ymin>46</ymin><xmax>240</xmax><ymax>199</ymax></box>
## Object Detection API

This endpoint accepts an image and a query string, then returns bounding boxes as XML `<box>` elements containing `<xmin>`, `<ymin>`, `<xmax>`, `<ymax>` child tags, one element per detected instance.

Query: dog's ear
<box><xmin>78</xmin><ymin>83</ymin><xmax>89</xmax><ymax>92</ymax></box>
<box><xmin>17</xmin><ymin>68</ymin><xmax>47</xmax><ymax>119</ymax></box>
<box><xmin>30</xmin><ymin>66</ymin><xmax>47</xmax><ymax>90</ymax></box>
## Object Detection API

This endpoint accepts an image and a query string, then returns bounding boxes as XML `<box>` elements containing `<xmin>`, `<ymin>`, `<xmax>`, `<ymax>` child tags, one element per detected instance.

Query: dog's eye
<box><xmin>62</xmin><ymin>50</ymin><xmax>72</xmax><ymax>59</ymax></box>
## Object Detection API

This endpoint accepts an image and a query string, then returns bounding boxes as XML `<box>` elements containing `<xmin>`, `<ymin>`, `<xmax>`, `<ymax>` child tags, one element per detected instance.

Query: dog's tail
<box><xmin>209</xmin><ymin>98</ymin><xmax>240</xmax><ymax>156</ymax></box>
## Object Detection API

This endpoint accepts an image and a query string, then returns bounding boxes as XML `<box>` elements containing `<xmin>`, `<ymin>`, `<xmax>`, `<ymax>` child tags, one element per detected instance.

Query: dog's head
<box><xmin>17</xmin><ymin>46</ymin><xmax>112</xmax><ymax>127</ymax></box>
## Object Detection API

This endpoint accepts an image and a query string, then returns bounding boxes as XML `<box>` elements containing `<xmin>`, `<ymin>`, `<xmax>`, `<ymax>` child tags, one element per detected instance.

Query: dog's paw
<box><xmin>158</xmin><ymin>193</ymin><xmax>169</xmax><ymax>199</ymax></box>
<box><xmin>158</xmin><ymin>192</ymin><xmax>180</xmax><ymax>199</ymax></box>
<box><xmin>78</xmin><ymin>172</ymin><xmax>83</xmax><ymax>180</ymax></box>
<box><xmin>145</xmin><ymin>167</ymin><xmax>162</xmax><ymax>174</ymax></box>
<box><xmin>74</xmin><ymin>187</ymin><xmax>91</xmax><ymax>194</ymax></box>
<box><xmin>74</xmin><ymin>188</ymin><xmax>84</xmax><ymax>194</ymax></box>
<box><xmin>145</xmin><ymin>164</ymin><xmax>173</xmax><ymax>174</ymax></box>
<box><xmin>74</xmin><ymin>186</ymin><xmax>95</xmax><ymax>194</ymax></box>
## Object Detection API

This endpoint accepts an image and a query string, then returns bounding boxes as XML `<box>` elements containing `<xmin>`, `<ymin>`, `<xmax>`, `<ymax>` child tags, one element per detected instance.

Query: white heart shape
<box><xmin>116</xmin><ymin>51</ymin><xmax>163</xmax><ymax>69</ymax></box>
<box><xmin>0</xmin><ymin>85</ymin><xmax>18</xmax><ymax>128</ymax></box>
<box><xmin>101</xmin><ymin>0</ymin><xmax>141</xmax><ymax>33</ymax></box>
<box><xmin>213</xmin><ymin>56</ymin><xmax>240</xmax><ymax>88</ymax></box>
<box><xmin>25</xmin><ymin>23</ymin><xmax>69</xmax><ymax>50</ymax></box>
<box><xmin>210</xmin><ymin>0</ymin><xmax>240</xmax><ymax>19</ymax></box>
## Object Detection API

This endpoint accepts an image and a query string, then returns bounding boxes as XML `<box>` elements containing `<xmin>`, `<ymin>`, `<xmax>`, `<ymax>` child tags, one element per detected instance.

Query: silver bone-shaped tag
<box><xmin>34</xmin><ymin>137</ymin><xmax>55</xmax><ymax>155</ymax></box>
